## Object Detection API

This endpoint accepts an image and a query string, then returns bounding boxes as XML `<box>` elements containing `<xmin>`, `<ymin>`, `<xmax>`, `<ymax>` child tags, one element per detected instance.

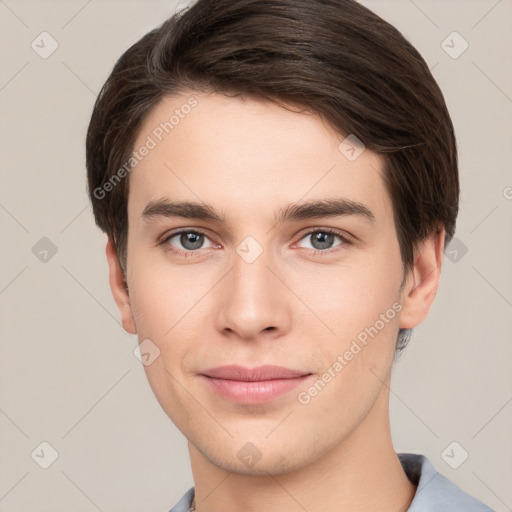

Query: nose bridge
<box><xmin>232</xmin><ymin>243</ymin><xmax>272</xmax><ymax>296</ymax></box>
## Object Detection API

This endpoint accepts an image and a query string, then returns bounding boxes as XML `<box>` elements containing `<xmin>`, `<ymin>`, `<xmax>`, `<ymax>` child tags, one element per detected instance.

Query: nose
<box><xmin>214</xmin><ymin>246</ymin><xmax>292</xmax><ymax>342</ymax></box>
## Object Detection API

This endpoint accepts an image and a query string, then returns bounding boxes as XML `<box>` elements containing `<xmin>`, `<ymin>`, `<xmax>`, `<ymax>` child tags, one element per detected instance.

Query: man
<box><xmin>86</xmin><ymin>0</ymin><xmax>495</xmax><ymax>510</ymax></box>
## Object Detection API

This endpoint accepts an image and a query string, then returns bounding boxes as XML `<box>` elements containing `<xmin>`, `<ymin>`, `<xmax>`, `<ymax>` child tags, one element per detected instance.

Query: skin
<box><xmin>106</xmin><ymin>91</ymin><xmax>445</xmax><ymax>512</ymax></box>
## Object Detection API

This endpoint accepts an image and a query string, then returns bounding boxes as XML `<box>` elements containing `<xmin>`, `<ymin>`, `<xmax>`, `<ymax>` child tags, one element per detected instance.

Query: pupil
<box><xmin>312</xmin><ymin>232</ymin><xmax>333</xmax><ymax>250</ymax></box>
<box><xmin>181</xmin><ymin>232</ymin><xmax>203</xmax><ymax>250</ymax></box>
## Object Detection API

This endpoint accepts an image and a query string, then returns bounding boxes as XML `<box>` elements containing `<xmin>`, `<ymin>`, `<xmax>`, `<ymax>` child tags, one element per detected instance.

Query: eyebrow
<box><xmin>141</xmin><ymin>197</ymin><xmax>375</xmax><ymax>224</ymax></box>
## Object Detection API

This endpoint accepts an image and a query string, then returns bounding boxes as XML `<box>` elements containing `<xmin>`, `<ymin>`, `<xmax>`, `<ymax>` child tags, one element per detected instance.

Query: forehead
<box><xmin>128</xmin><ymin>91</ymin><xmax>391</xmax><ymax>224</ymax></box>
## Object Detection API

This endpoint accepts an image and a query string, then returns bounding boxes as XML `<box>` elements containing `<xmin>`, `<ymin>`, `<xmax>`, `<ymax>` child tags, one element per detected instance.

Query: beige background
<box><xmin>1</xmin><ymin>0</ymin><xmax>511</xmax><ymax>510</ymax></box>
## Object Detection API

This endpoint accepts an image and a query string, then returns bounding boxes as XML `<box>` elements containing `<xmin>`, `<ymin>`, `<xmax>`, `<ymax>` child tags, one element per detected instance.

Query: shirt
<box><xmin>168</xmin><ymin>452</ymin><xmax>495</xmax><ymax>511</ymax></box>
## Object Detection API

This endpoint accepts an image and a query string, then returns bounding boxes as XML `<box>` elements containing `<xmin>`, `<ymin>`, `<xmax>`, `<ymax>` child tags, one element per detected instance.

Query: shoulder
<box><xmin>399</xmin><ymin>453</ymin><xmax>496</xmax><ymax>511</ymax></box>
<box><xmin>167</xmin><ymin>486</ymin><xmax>194</xmax><ymax>512</ymax></box>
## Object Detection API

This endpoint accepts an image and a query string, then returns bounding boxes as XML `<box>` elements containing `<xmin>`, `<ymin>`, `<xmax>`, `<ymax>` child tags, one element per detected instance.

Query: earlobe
<box><xmin>398</xmin><ymin>228</ymin><xmax>446</xmax><ymax>330</ymax></box>
<box><xmin>105</xmin><ymin>237</ymin><xmax>137</xmax><ymax>334</ymax></box>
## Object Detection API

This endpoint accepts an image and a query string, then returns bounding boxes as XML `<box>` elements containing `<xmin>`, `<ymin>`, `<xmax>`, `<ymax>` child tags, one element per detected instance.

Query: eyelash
<box><xmin>158</xmin><ymin>228</ymin><xmax>353</xmax><ymax>259</ymax></box>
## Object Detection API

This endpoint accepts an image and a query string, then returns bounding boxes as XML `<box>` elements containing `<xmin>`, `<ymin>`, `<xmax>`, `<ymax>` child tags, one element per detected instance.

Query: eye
<box><xmin>159</xmin><ymin>227</ymin><xmax>351</xmax><ymax>258</ymax></box>
<box><xmin>161</xmin><ymin>229</ymin><xmax>215</xmax><ymax>254</ymax></box>
<box><xmin>295</xmin><ymin>228</ymin><xmax>350</xmax><ymax>252</ymax></box>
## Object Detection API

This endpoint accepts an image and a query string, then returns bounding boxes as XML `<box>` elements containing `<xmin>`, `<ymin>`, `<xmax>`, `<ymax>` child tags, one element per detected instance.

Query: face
<box><xmin>109</xmin><ymin>90</ymin><xmax>438</xmax><ymax>475</ymax></box>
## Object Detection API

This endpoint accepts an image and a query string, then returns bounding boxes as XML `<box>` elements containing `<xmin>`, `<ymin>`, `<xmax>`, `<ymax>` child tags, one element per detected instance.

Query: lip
<box><xmin>199</xmin><ymin>365</ymin><xmax>313</xmax><ymax>404</ymax></box>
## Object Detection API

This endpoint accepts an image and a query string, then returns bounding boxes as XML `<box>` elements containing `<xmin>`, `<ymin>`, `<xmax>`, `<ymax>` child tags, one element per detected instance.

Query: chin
<box><xmin>193</xmin><ymin>433</ymin><xmax>327</xmax><ymax>477</ymax></box>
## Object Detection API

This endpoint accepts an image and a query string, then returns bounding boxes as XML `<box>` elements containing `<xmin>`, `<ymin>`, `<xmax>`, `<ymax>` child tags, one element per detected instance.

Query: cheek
<box><xmin>127</xmin><ymin>265</ymin><xmax>200</xmax><ymax>421</ymax></box>
<box><xmin>127</xmin><ymin>278</ymin><xmax>169</xmax><ymax>339</ymax></box>
<box><xmin>127</xmin><ymin>251</ymin><xmax>204</xmax><ymax>337</ymax></box>
<box><xmin>305</xmin><ymin>257</ymin><xmax>402</xmax><ymax>340</ymax></box>
<box><xmin>126</xmin><ymin>255</ymin><xmax>218</xmax><ymax>385</ymax></box>
<box><xmin>293</xmin><ymin>275</ymin><xmax>401</xmax><ymax>422</ymax></box>
<box><xmin>299</xmin><ymin>257</ymin><xmax>403</xmax><ymax>394</ymax></box>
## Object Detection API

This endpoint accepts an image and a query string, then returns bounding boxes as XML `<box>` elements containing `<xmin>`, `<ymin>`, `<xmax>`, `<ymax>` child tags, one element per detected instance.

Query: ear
<box><xmin>398</xmin><ymin>227</ymin><xmax>445</xmax><ymax>329</ymax></box>
<box><xmin>105</xmin><ymin>237</ymin><xmax>137</xmax><ymax>334</ymax></box>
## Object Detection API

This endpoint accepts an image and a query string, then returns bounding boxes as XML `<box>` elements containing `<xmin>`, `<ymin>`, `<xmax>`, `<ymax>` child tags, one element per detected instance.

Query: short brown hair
<box><xmin>86</xmin><ymin>0</ymin><xmax>458</xmax><ymax>353</ymax></box>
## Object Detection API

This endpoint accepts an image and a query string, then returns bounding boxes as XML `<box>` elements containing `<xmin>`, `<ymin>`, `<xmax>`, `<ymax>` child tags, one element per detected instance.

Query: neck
<box><xmin>188</xmin><ymin>384</ymin><xmax>415</xmax><ymax>512</ymax></box>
